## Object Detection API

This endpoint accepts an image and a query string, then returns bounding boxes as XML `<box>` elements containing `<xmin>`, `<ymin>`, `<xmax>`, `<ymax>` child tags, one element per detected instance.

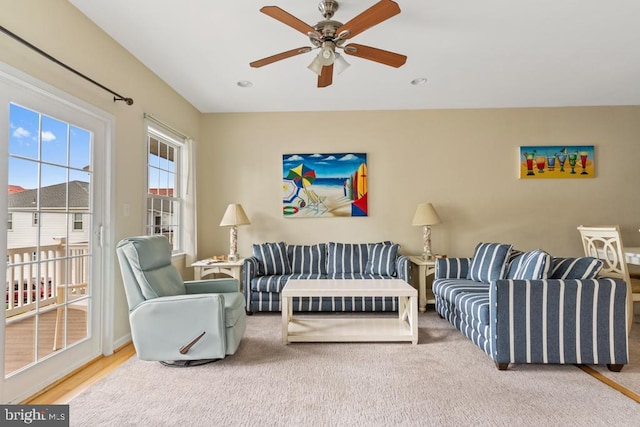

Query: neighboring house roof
<box><xmin>8</xmin><ymin>181</ymin><xmax>89</xmax><ymax>209</ymax></box>
<box><xmin>7</xmin><ymin>185</ymin><xmax>25</xmax><ymax>194</ymax></box>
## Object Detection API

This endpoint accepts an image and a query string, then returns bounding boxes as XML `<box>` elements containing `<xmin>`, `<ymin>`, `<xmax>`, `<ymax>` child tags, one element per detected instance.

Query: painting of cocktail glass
<box><xmin>282</xmin><ymin>153</ymin><xmax>368</xmax><ymax>218</ymax></box>
<box><xmin>519</xmin><ymin>145</ymin><xmax>595</xmax><ymax>179</ymax></box>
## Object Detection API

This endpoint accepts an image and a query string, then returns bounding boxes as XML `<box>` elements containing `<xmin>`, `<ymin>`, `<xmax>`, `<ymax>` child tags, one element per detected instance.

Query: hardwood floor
<box><xmin>23</xmin><ymin>342</ymin><xmax>136</xmax><ymax>404</ymax></box>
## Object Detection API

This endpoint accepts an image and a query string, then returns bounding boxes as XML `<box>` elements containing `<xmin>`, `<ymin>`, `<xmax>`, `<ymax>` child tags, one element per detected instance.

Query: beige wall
<box><xmin>199</xmin><ymin>108</ymin><xmax>640</xmax><ymax>260</ymax></box>
<box><xmin>1</xmin><ymin>0</ymin><xmax>201</xmax><ymax>343</ymax></box>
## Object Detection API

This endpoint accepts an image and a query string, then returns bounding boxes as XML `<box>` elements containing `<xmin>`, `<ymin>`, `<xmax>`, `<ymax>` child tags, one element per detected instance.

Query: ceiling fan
<box><xmin>249</xmin><ymin>0</ymin><xmax>407</xmax><ymax>88</ymax></box>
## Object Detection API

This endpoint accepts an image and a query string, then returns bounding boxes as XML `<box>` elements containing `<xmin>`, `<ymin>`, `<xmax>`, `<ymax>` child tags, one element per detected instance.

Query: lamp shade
<box><xmin>411</xmin><ymin>203</ymin><xmax>441</xmax><ymax>226</ymax></box>
<box><xmin>219</xmin><ymin>204</ymin><xmax>251</xmax><ymax>227</ymax></box>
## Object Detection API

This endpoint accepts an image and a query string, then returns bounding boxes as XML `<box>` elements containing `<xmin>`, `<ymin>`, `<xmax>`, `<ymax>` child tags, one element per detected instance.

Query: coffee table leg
<box><xmin>410</xmin><ymin>294</ymin><xmax>418</xmax><ymax>345</ymax></box>
<box><xmin>282</xmin><ymin>295</ymin><xmax>290</xmax><ymax>344</ymax></box>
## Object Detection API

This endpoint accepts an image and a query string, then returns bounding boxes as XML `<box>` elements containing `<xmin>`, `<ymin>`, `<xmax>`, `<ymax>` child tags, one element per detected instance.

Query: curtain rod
<box><xmin>144</xmin><ymin>113</ymin><xmax>191</xmax><ymax>141</ymax></box>
<box><xmin>0</xmin><ymin>24</ymin><xmax>134</xmax><ymax>106</ymax></box>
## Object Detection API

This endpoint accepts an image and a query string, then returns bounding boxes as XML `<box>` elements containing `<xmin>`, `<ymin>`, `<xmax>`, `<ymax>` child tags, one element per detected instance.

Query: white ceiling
<box><xmin>69</xmin><ymin>0</ymin><xmax>640</xmax><ymax>113</ymax></box>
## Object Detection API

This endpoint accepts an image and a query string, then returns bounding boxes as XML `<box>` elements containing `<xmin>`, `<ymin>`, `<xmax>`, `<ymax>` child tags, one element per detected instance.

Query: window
<box><xmin>146</xmin><ymin>126</ymin><xmax>182</xmax><ymax>253</ymax></box>
<box><xmin>32</xmin><ymin>212</ymin><xmax>38</xmax><ymax>226</ymax></box>
<box><xmin>7</xmin><ymin>212</ymin><xmax>12</xmax><ymax>231</ymax></box>
<box><xmin>73</xmin><ymin>213</ymin><xmax>83</xmax><ymax>231</ymax></box>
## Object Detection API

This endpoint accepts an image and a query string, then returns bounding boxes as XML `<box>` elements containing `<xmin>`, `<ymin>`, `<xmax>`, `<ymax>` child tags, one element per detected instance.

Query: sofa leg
<box><xmin>495</xmin><ymin>362</ymin><xmax>509</xmax><ymax>371</ymax></box>
<box><xmin>246</xmin><ymin>310</ymin><xmax>253</xmax><ymax>316</ymax></box>
<box><xmin>607</xmin><ymin>364</ymin><xmax>624</xmax><ymax>372</ymax></box>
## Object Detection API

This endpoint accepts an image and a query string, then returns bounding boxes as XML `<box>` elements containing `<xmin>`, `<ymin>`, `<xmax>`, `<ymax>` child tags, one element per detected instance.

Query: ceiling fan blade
<box><xmin>318</xmin><ymin>64</ymin><xmax>334</xmax><ymax>88</ymax></box>
<box><xmin>335</xmin><ymin>0</ymin><xmax>401</xmax><ymax>40</ymax></box>
<box><xmin>250</xmin><ymin>47</ymin><xmax>312</xmax><ymax>68</ymax></box>
<box><xmin>343</xmin><ymin>43</ymin><xmax>407</xmax><ymax>68</ymax></box>
<box><xmin>260</xmin><ymin>6</ymin><xmax>321</xmax><ymax>38</ymax></box>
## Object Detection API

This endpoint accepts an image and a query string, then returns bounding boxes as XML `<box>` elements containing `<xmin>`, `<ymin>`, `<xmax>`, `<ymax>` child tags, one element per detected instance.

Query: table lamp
<box><xmin>219</xmin><ymin>204</ymin><xmax>250</xmax><ymax>262</ymax></box>
<box><xmin>411</xmin><ymin>203</ymin><xmax>442</xmax><ymax>260</ymax></box>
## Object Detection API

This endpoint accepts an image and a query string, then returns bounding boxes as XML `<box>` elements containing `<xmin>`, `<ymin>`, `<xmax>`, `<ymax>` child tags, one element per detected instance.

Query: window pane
<box><xmin>167</xmin><ymin>146</ymin><xmax>175</xmax><ymax>172</ymax></box>
<box><xmin>40</xmin><ymin>164</ymin><xmax>68</xmax><ymax>208</ymax></box>
<box><xmin>148</xmin><ymin>137</ymin><xmax>159</xmax><ymax>168</ymax></box>
<box><xmin>9</xmin><ymin>103</ymin><xmax>39</xmax><ymax>160</ymax></box>
<box><xmin>159</xmin><ymin>170</ymin><xmax>169</xmax><ymax>192</ymax></box>
<box><xmin>158</xmin><ymin>141</ymin><xmax>169</xmax><ymax>171</ymax></box>
<box><xmin>8</xmin><ymin>156</ymin><xmax>39</xmax><ymax>191</ymax></box>
<box><xmin>69</xmin><ymin>126</ymin><xmax>91</xmax><ymax>171</ymax></box>
<box><xmin>41</xmin><ymin>115</ymin><xmax>68</xmax><ymax>166</ymax></box>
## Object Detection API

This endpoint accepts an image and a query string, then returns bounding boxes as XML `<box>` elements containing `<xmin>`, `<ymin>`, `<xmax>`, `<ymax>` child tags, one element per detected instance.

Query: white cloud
<box><xmin>310</xmin><ymin>154</ymin><xmax>323</xmax><ymax>157</ymax></box>
<box><xmin>41</xmin><ymin>131</ymin><xmax>56</xmax><ymax>142</ymax></box>
<box><xmin>285</xmin><ymin>154</ymin><xmax>304</xmax><ymax>161</ymax></box>
<box><xmin>324</xmin><ymin>155</ymin><xmax>336</xmax><ymax>160</ymax></box>
<box><xmin>339</xmin><ymin>154</ymin><xmax>359</xmax><ymax>161</ymax></box>
<box><xmin>12</xmin><ymin>127</ymin><xmax>31</xmax><ymax>138</ymax></box>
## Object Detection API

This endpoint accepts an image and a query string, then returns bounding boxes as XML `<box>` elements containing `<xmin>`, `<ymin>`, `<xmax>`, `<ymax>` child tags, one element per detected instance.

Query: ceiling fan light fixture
<box><xmin>307</xmin><ymin>54</ymin><xmax>324</xmax><ymax>75</ymax></box>
<box><xmin>334</xmin><ymin>53</ymin><xmax>350</xmax><ymax>74</ymax></box>
<box><xmin>319</xmin><ymin>45</ymin><xmax>335</xmax><ymax>66</ymax></box>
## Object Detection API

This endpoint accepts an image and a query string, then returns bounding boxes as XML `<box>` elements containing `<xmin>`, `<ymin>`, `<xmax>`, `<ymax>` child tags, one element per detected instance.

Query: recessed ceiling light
<box><xmin>237</xmin><ymin>80</ymin><xmax>253</xmax><ymax>88</ymax></box>
<box><xmin>411</xmin><ymin>77</ymin><xmax>427</xmax><ymax>86</ymax></box>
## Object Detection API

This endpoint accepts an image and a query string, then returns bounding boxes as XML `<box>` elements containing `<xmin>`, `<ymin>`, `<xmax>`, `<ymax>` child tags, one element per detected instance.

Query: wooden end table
<box><xmin>408</xmin><ymin>255</ymin><xmax>436</xmax><ymax>312</ymax></box>
<box><xmin>191</xmin><ymin>258</ymin><xmax>244</xmax><ymax>291</ymax></box>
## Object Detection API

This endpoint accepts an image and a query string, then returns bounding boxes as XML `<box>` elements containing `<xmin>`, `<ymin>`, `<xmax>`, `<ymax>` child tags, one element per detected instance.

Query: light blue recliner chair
<box><xmin>116</xmin><ymin>236</ymin><xmax>247</xmax><ymax>366</ymax></box>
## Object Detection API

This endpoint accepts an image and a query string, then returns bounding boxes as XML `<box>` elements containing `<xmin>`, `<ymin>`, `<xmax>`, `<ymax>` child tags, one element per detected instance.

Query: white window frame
<box><xmin>7</xmin><ymin>212</ymin><xmax>12</xmax><ymax>231</ymax></box>
<box><xmin>72</xmin><ymin>212</ymin><xmax>83</xmax><ymax>231</ymax></box>
<box><xmin>145</xmin><ymin>125</ymin><xmax>185</xmax><ymax>255</ymax></box>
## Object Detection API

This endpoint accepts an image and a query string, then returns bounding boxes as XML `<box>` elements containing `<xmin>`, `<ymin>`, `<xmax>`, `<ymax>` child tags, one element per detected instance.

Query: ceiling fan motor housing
<box><xmin>318</xmin><ymin>0</ymin><xmax>339</xmax><ymax>19</ymax></box>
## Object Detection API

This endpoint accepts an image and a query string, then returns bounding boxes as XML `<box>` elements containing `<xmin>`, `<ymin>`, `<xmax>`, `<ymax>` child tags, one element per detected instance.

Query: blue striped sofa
<box><xmin>244</xmin><ymin>242</ymin><xmax>411</xmax><ymax>313</ymax></box>
<box><xmin>433</xmin><ymin>243</ymin><xmax>629</xmax><ymax>371</ymax></box>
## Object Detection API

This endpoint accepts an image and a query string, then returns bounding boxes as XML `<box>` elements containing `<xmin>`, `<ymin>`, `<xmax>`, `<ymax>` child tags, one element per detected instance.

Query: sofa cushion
<box><xmin>432</xmin><ymin>279</ymin><xmax>490</xmax><ymax>305</ymax></box>
<box><xmin>327</xmin><ymin>273</ymin><xmax>394</xmax><ymax>280</ymax></box>
<box><xmin>506</xmin><ymin>249</ymin><xmax>552</xmax><ymax>280</ymax></box>
<box><xmin>549</xmin><ymin>257</ymin><xmax>603</xmax><ymax>279</ymax></box>
<box><xmin>252</xmin><ymin>242</ymin><xmax>291</xmax><ymax>275</ymax></box>
<box><xmin>364</xmin><ymin>243</ymin><xmax>399</xmax><ymax>276</ymax></box>
<box><xmin>327</xmin><ymin>242</ymin><xmax>370</xmax><ymax>274</ymax></box>
<box><xmin>287</xmin><ymin>244</ymin><xmax>327</xmax><ymax>275</ymax></box>
<box><xmin>467</xmin><ymin>243</ymin><xmax>512</xmax><ymax>283</ymax></box>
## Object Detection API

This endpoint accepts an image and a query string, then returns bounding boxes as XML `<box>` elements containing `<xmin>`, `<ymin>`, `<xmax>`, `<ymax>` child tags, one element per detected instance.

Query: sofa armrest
<box><xmin>243</xmin><ymin>257</ymin><xmax>260</xmax><ymax>310</ymax></box>
<box><xmin>396</xmin><ymin>255</ymin><xmax>411</xmax><ymax>282</ymax></box>
<box><xmin>435</xmin><ymin>257</ymin><xmax>472</xmax><ymax>279</ymax></box>
<box><xmin>490</xmin><ymin>278</ymin><xmax>628</xmax><ymax>366</ymax></box>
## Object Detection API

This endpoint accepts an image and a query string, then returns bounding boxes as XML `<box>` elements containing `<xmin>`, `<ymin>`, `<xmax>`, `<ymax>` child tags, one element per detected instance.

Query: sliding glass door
<box><xmin>1</xmin><ymin>64</ymin><xmax>112</xmax><ymax>403</ymax></box>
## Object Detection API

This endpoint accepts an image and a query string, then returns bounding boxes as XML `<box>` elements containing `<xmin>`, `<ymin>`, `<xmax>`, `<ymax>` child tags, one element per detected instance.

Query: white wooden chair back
<box><xmin>577</xmin><ymin>225</ymin><xmax>632</xmax><ymax>334</ymax></box>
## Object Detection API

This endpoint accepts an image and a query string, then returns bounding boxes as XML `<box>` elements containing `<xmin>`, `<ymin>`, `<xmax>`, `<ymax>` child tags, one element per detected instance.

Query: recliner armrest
<box><xmin>129</xmin><ymin>293</ymin><xmax>227</xmax><ymax>361</ymax></box>
<box><xmin>184</xmin><ymin>278</ymin><xmax>238</xmax><ymax>294</ymax></box>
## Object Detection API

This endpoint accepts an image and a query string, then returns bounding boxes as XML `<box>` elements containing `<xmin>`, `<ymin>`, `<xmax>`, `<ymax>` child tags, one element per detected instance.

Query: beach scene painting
<box><xmin>520</xmin><ymin>145</ymin><xmax>595</xmax><ymax>179</ymax></box>
<box><xmin>282</xmin><ymin>153</ymin><xmax>368</xmax><ymax>218</ymax></box>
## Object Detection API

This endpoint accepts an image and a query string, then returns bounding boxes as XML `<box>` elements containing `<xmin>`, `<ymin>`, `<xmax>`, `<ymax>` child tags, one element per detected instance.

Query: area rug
<box><xmin>68</xmin><ymin>311</ymin><xmax>640</xmax><ymax>426</ymax></box>
<box><xmin>589</xmin><ymin>316</ymin><xmax>640</xmax><ymax>397</ymax></box>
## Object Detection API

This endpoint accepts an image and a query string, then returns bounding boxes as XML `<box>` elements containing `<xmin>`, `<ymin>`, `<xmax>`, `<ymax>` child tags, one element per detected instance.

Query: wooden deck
<box><xmin>5</xmin><ymin>308</ymin><xmax>87</xmax><ymax>376</ymax></box>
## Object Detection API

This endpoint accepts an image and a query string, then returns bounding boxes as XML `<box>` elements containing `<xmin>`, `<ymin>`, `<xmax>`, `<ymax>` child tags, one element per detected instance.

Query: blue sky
<box><xmin>8</xmin><ymin>103</ymin><xmax>91</xmax><ymax>189</ymax></box>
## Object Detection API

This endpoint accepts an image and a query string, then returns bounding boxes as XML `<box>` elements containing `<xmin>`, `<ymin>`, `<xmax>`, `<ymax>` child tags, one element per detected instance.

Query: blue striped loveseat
<box><xmin>244</xmin><ymin>242</ymin><xmax>411</xmax><ymax>313</ymax></box>
<box><xmin>432</xmin><ymin>243</ymin><xmax>629</xmax><ymax>371</ymax></box>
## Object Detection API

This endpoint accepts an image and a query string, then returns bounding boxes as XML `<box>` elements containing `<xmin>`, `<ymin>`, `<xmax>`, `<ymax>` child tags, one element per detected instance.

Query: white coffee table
<box><xmin>281</xmin><ymin>279</ymin><xmax>418</xmax><ymax>345</ymax></box>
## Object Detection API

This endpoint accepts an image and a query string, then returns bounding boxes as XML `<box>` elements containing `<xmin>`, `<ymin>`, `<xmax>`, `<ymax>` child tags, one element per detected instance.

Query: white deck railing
<box><xmin>5</xmin><ymin>239</ymin><xmax>89</xmax><ymax>318</ymax></box>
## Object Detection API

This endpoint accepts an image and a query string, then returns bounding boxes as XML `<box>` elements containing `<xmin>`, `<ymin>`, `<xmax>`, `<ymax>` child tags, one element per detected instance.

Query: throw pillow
<box><xmin>287</xmin><ymin>244</ymin><xmax>327</xmax><ymax>275</ymax></box>
<box><xmin>506</xmin><ymin>249</ymin><xmax>551</xmax><ymax>280</ymax></box>
<box><xmin>549</xmin><ymin>257</ymin><xmax>604</xmax><ymax>279</ymax></box>
<box><xmin>467</xmin><ymin>242</ymin><xmax>513</xmax><ymax>284</ymax></box>
<box><xmin>364</xmin><ymin>243</ymin><xmax>399</xmax><ymax>276</ymax></box>
<box><xmin>252</xmin><ymin>242</ymin><xmax>291</xmax><ymax>275</ymax></box>
<box><xmin>327</xmin><ymin>242</ymin><xmax>370</xmax><ymax>274</ymax></box>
